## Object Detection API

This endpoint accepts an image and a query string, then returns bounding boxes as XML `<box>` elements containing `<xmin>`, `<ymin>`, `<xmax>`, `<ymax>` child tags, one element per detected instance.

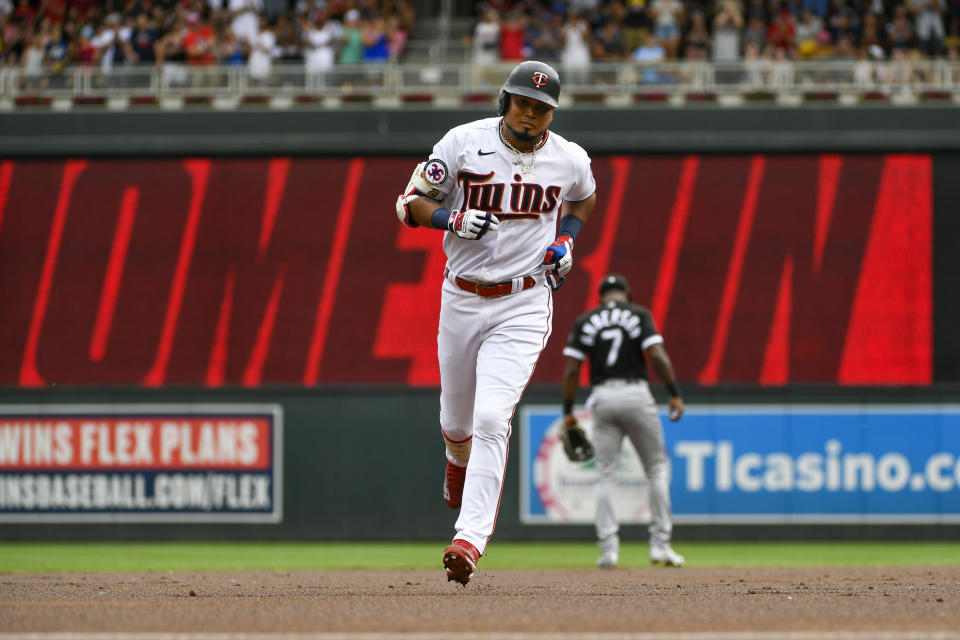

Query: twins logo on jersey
<box><xmin>458</xmin><ymin>171</ymin><xmax>562</xmax><ymax>220</ymax></box>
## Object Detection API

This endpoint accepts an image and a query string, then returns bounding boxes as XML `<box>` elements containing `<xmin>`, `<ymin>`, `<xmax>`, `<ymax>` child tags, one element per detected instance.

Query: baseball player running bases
<box><xmin>561</xmin><ymin>273</ymin><xmax>686</xmax><ymax>568</ymax></box>
<box><xmin>395</xmin><ymin>61</ymin><xmax>597</xmax><ymax>585</ymax></box>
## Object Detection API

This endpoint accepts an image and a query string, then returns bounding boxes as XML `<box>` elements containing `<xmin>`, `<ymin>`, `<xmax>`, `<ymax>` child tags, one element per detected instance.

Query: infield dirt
<box><xmin>1</xmin><ymin>567</ymin><xmax>958</xmax><ymax>633</ymax></box>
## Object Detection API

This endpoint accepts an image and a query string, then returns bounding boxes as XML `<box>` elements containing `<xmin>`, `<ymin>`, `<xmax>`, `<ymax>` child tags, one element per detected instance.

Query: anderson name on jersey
<box><xmin>564</xmin><ymin>300</ymin><xmax>664</xmax><ymax>386</ymax></box>
<box><xmin>425</xmin><ymin>116</ymin><xmax>595</xmax><ymax>284</ymax></box>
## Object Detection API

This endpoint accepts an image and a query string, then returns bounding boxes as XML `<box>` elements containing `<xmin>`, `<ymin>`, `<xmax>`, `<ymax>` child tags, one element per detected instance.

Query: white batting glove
<box><xmin>543</xmin><ymin>235</ymin><xmax>573</xmax><ymax>276</ymax></box>
<box><xmin>543</xmin><ymin>235</ymin><xmax>573</xmax><ymax>291</ymax></box>
<box><xmin>447</xmin><ymin>209</ymin><xmax>500</xmax><ymax>240</ymax></box>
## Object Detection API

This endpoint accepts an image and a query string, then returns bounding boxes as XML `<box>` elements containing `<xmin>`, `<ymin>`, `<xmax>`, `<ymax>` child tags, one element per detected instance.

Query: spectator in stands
<box><xmin>362</xmin><ymin>12</ymin><xmax>390</xmax><ymax>62</ymax></box>
<box><xmin>795</xmin><ymin>7</ymin><xmax>825</xmax><ymax>57</ymax></box>
<box><xmin>184</xmin><ymin>12</ymin><xmax>217</xmax><ymax>66</ymax></box>
<box><xmin>742</xmin><ymin>14</ymin><xmax>768</xmax><ymax>55</ymax></box>
<box><xmin>45</xmin><ymin>21</ymin><xmax>70</xmax><ymax>71</ymax></box>
<box><xmin>91</xmin><ymin>14</ymin><xmax>123</xmax><ymax>73</ymax></box>
<box><xmin>248</xmin><ymin>14</ymin><xmax>276</xmax><ymax>83</ymax></box>
<box><xmin>264</xmin><ymin>0</ymin><xmax>287</xmax><ymax>23</ymax></box>
<box><xmin>217</xmin><ymin>26</ymin><xmax>247</xmax><ymax>64</ymax></box>
<box><xmin>859</xmin><ymin>11</ymin><xmax>888</xmax><ymax>55</ymax></box>
<box><xmin>155</xmin><ymin>15</ymin><xmax>188</xmax><ymax>83</ymax></box>
<box><xmin>712</xmin><ymin>0</ymin><xmax>743</xmax><ymax>61</ymax></box>
<box><xmin>622</xmin><ymin>0</ymin><xmax>650</xmax><ymax>54</ymax></box>
<box><xmin>649</xmin><ymin>0</ymin><xmax>684</xmax><ymax>58</ymax></box>
<box><xmin>126</xmin><ymin>12</ymin><xmax>158</xmax><ymax>64</ymax></box>
<box><xmin>592</xmin><ymin>15</ymin><xmax>627</xmax><ymax>59</ymax></box>
<box><xmin>832</xmin><ymin>31</ymin><xmax>857</xmax><ymax>58</ymax></box>
<box><xmin>74</xmin><ymin>23</ymin><xmax>97</xmax><ymax>67</ymax></box>
<box><xmin>10</xmin><ymin>0</ymin><xmax>34</xmax><ymax>25</ymax></box>
<box><xmin>949</xmin><ymin>0</ymin><xmax>960</xmax><ymax>44</ymax></box>
<box><xmin>803</xmin><ymin>0</ymin><xmax>829</xmax><ymax>19</ymax></box>
<box><xmin>634</xmin><ymin>35</ymin><xmax>667</xmax><ymax>83</ymax></box>
<box><xmin>887</xmin><ymin>3</ymin><xmax>916</xmax><ymax>52</ymax></box>
<box><xmin>767</xmin><ymin>4</ymin><xmax>797</xmax><ymax>55</ymax></box>
<box><xmin>21</xmin><ymin>31</ymin><xmax>45</xmax><ymax>86</ymax></box>
<box><xmin>274</xmin><ymin>14</ymin><xmax>302</xmax><ymax>62</ymax></box>
<box><xmin>386</xmin><ymin>13</ymin><xmax>407</xmax><ymax>59</ymax></box>
<box><xmin>466</xmin><ymin>5</ymin><xmax>501</xmax><ymax>66</ymax></box>
<box><xmin>499</xmin><ymin>10</ymin><xmax>527</xmax><ymax>60</ymax></box>
<box><xmin>525</xmin><ymin>10</ymin><xmax>563</xmax><ymax>62</ymax></box>
<box><xmin>684</xmin><ymin>9</ymin><xmax>710</xmax><ymax>59</ymax></box>
<box><xmin>827</xmin><ymin>0</ymin><xmax>860</xmax><ymax>45</ymax></box>
<box><xmin>338</xmin><ymin>8</ymin><xmax>364</xmax><ymax>63</ymax></box>
<box><xmin>303</xmin><ymin>10</ymin><xmax>339</xmax><ymax>86</ymax></box>
<box><xmin>70</xmin><ymin>0</ymin><xmax>98</xmax><ymax>23</ymax></box>
<box><xmin>910</xmin><ymin>0</ymin><xmax>947</xmax><ymax>55</ymax></box>
<box><xmin>229</xmin><ymin>0</ymin><xmax>261</xmax><ymax>46</ymax></box>
<box><xmin>561</xmin><ymin>10</ymin><xmax>592</xmax><ymax>83</ymax></box>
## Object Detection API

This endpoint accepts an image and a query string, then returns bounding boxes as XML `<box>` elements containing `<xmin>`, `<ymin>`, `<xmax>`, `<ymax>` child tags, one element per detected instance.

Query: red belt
<box><xmin>445</xmin><ymin>268</ymin><xmax>536</xmax><ymax>298</ymax></box>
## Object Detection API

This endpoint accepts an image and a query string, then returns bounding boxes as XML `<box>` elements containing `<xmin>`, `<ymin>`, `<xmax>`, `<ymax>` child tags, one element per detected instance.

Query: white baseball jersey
<box><xmin>426</xmin><ymin>116</ymin><xmax>596</xmax><ymax>284</ymax></box>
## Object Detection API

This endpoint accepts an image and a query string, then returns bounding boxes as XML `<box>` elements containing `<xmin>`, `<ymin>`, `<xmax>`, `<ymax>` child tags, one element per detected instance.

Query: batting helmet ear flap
<box><xmin>497</xmin><ymin>89</ymin><xmax>509</xmax><ymax>116</ymax></box>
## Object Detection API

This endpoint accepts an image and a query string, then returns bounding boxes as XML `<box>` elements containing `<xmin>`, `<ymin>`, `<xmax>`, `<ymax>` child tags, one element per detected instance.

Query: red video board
<box><xmin>0</xmin><ymin>155</ymin><xmax>932</xmax><ymax>386</ymax></box>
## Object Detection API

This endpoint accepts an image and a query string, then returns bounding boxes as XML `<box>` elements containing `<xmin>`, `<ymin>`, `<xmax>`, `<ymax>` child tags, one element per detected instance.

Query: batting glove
<box><xmin>448</xmin><ymin>209</ymin><xmax>500</xmax><ymax>240</ymax></box>
<box><xmin>543</xmin><ymin>235</ymin><xmax>573</xmax><ymax>290</ymax></box>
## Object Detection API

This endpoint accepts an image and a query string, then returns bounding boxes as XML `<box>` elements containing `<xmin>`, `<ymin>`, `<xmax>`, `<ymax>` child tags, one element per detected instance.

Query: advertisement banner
<box><xmin>521</xmin><ymin>404</ymin><xmax>960</xmax><ymax>524</ymax></box>
<box><xmin>0</xmin><ymin>404</ymin><xmax>282</xmax><ymax>522</ymax></box>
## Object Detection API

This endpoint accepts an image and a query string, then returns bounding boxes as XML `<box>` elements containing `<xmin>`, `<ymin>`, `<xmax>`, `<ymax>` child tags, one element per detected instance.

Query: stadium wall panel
<box><xmin>3</xmin><ymin>106</ymin><xmax>960</xmax><ymax>155</ymax></box>
<box><xmin>0</xmin><ymin>154</ymin><xmax>946</xmax><ymax>386</ymax></box>
<box><xmin>1</xmin><ymin>385</ymin><xmax>959</xmax><ymax>541</ymax></box>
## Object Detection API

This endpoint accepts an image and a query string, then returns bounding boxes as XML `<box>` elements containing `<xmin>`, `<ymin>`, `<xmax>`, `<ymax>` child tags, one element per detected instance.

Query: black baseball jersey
<box><xmin>563</xmin><ymin>300</ymin><xmax>663</xmax><ymax>386</ymax></box>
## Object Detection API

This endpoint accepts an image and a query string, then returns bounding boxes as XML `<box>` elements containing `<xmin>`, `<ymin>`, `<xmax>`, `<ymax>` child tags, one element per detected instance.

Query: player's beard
<box><xmin>504</xmin><ymin>121</ymin><xmax>544</xmax><ymax>146</ymax></box>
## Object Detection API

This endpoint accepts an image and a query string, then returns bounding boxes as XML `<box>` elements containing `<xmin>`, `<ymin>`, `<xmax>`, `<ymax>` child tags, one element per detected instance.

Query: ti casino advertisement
<box><xmin>0</xmin><ymin>404</ymin><xmax>282</xmax><ymax>522</ymax></box>
<box><xmin>521</xmin><ymin>404</ymin><xmax>960</xmax><ymax>524</ymax></box>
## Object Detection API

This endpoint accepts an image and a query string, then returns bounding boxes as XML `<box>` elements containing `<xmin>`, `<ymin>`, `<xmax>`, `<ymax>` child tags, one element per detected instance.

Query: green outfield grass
<box><xmin>1</xmin><ymin>541</ymin><xmax>959</xmax><ymax>573</ymax></box>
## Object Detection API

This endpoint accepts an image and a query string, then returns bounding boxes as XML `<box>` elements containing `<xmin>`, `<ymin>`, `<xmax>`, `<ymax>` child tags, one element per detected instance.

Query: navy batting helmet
<box><xmin>599</xmin><ymin>273</ymin><xmax>630</xmax><ymax>297</ymax></box>
<box><xmin>497</xmin><ymin>60</ymin><xmax>561</xmax><ymax>116</ymax></box>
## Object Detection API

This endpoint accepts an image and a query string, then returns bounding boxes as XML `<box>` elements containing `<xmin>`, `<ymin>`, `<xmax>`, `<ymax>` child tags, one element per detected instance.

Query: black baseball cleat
<box><xmin>443</xmin><ymin>539</ymin><xmax>480</xmax><ymax>586</ymax></box>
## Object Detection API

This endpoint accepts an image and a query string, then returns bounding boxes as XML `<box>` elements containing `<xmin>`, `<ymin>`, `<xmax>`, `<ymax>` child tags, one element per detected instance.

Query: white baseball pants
<box><xmin>438</xmin><ymin>276</ymin><xmax>552</xmax><ymax>555</ymax></box>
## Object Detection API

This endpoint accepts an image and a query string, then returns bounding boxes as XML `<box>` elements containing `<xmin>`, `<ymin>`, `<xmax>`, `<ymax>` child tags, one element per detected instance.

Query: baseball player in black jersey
<box><xmin>561</xmin><ymin>273</ymin><xmax>685</xmax><ymax>568</ymax></box>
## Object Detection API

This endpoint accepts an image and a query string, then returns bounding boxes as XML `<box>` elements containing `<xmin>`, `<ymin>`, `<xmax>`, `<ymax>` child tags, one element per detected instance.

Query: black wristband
<box><xmin>563</xmin><ymin>398</ymin><xmax>574</xmax><ymax>415</ymax></box>
<box><xmin>431</xmin><ymin>207</ymin><xmax>452</xmax><ymax>230</ymax></box>
<box><xmin>558</xmin><ymin>215</ymin><xmax>583</xmax><ymax>240</ymax></box>
<box><xmin>666</xmin><ymin>382</ymin><xmax>680</xmax><ymax>398</ymax></box>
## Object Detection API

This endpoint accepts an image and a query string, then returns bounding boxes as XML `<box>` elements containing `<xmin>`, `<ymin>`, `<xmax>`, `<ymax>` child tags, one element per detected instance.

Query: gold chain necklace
<box><xmin>499</xmin><ymin>123</ymin><xmax>545</xmax><ymax>178</ymax></box>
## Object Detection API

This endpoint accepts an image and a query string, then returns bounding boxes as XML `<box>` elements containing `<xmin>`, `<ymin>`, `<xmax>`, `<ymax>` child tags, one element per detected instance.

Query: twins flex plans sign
<box><xmin>522</xmin><ymin>404</ymin><xmax>960</xmax><ymax>524</ymax></box>
<box><xmin>0</xmin><ymin>404</ymin><xmax>282</xmax><ymax>522</ymax></box>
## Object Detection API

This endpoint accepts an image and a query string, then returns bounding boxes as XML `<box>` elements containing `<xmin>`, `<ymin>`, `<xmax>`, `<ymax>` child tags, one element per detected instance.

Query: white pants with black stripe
<box><xmin>437</xmin><ymin>275</ymin><xmax>552</xmax><ymax>555</ymax></box>
<box><xmin>589</xmin><ymin>379</ymin><xmax>673</xmax><ymax>550</ymax></box>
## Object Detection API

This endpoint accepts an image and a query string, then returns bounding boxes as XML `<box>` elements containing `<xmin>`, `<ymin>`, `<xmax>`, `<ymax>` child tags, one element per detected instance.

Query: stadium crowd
<box><xmin>1</xmin><ymin>0</ymin><xmax>959</xmax><ymax>77</ymax></box>
<box><xmin>0</xmin><ymin>0</ymin><xmax>415</xmax><ymax>76</ymax></box>
<box><xmin>467</xmin><ymin>0</ymin><xmax>960</xmax><ymax>65</ymax></box>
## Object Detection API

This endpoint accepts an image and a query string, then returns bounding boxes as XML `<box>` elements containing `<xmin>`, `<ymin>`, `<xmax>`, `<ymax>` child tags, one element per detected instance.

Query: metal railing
<box><xmin>2</xmin><ymin>59</ymin><xmax>958</xmax><ymax>103</ymax></box>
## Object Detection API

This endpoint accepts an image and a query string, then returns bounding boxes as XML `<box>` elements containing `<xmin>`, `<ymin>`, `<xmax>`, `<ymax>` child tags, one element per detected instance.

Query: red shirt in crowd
<box><xmin>184</xmin><ymin>23</ymin><xmax>216</xmax><ymax>65</ymax></box>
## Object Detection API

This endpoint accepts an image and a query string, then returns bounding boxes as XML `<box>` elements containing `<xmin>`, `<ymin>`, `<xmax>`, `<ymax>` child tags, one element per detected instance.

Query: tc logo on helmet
<box><xmin>531</xmin><ymin>72</ymin><xmax>548</xmax><ymax>87</ymax></box>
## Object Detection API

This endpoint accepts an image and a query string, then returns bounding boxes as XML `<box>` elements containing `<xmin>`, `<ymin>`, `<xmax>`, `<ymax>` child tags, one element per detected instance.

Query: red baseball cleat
<box><xmin>443</xmin><ymin>539</ymin><xmax>480</xmax><ymax>586</ymax></box>
<box><xmin>443</xmin><ymin>461</ymin><xmax>466</xmax><ymax>509</ymax></box>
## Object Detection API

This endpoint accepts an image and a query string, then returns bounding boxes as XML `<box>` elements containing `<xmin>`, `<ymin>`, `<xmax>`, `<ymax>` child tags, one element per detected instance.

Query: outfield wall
<box><xmin>3</xmin><ymin>108</ymin><xmax>959</xmax><ymax>541</ymax></box>
<box><xmin>0</xmin><ymin>153</ymin><xmax>957</xmax><ymax>387</ymax></box>
<box><xmin>2</xmin><ymin>386</ymin><xmax>960</xmax><ymax>541</ymax></box>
